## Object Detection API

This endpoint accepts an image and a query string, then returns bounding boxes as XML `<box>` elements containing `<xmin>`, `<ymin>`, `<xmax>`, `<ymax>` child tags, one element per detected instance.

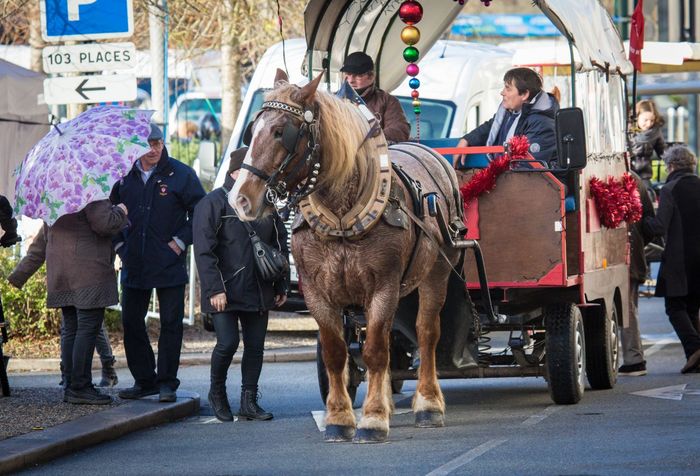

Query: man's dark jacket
<box><xmin>0</xmin><ymin>194</ymin><xmax>18</xmax><ymax>246</ymax></box>
<box><xmin>193</xmin><ymin>174</ymin><xmax>289</xmax><ymax>314</ymax></box>
<box><xmin>630</xmin><ymin>172</ymin><xmax>655</xmax><ymax>282</ymax></box>
<box><xmin>110</xmin><ymin>148</ymin><xmax>205</xmax><ymax>289</ymax></box>
<box><xmin>643</xmin><ymin>168</ymin><xmax>700</xmax><ymax>297</ymax></box>
<box><xmin>463</xmin><ymin>91</ymin><xmax>559</xmax><ymax>164</ymax></box>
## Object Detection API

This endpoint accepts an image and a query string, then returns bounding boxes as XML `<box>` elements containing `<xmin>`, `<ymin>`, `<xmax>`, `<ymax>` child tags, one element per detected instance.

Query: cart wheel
<box><xmin>584</xmin><ymin>304</ymin><xmax>620</xmax><ymax>389</ymax></box>
<box><xmin>545</xmin><ymin>303</ymin><xmax>586</xmax><ymax>404</ymax></box>
<box><xmin>390</xmin><ymin>340</ymin><xmax>411</xmax><ymax>394</ymax></box>
<box><xmin>316</xmin><ymin>334</ymin><xmax>360</xmax><ymax>406</ymax></box>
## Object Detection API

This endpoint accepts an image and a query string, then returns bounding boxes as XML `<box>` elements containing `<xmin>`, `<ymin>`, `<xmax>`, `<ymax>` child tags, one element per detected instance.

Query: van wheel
<box><xmin>316</xmin><ymin>335</ymin><xmax>360</xmax><ymax>406</ymax></box>
<box><xmin>584</xmin><ymin>304</ymin><xmax>620</xmax><ymax>389</ymax></box>
<box><xmin>545</xmin><ymin>303</ymin><xmax>586</xmax><ymax>404</ymax></box>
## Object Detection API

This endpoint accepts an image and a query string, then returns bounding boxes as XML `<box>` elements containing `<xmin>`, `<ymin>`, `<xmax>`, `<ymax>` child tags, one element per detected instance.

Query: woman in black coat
<box><xmin>643</xmin><ymin>145</ymin><xmax>700</xmax><ymax>374</ymax></box>
<box><xmin>193</xmin><ymin>147</ymin><xmax>289</xmax><ymax>422</ymax></box>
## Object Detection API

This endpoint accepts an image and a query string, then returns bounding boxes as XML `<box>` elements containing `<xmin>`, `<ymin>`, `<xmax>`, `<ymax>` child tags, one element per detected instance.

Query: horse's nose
<box><xmin>236</xmin><ymin>194</ymin><xmax>251</xmax><ymax>215</ymax></box>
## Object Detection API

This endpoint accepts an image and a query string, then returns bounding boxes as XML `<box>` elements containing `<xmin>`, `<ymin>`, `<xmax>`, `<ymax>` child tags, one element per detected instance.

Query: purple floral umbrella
<box><xmin>14</xmin><ymin>106</ymin><xmax>153</xmax><ymax>225</ymax></box>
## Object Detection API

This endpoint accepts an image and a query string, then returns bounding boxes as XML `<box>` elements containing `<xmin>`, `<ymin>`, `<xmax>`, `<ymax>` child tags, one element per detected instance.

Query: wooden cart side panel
<box><xmin>458</xmin><ymin>170</ymin><xmax>566</xmax><ymax>286</ymax></box>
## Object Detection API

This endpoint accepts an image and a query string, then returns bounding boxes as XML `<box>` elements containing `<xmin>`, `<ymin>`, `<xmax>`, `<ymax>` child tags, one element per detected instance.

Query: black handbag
<box><xmin>242</xmin><ymin>221</ymin><xmax>288</xmax><ymax>282</ymax></box>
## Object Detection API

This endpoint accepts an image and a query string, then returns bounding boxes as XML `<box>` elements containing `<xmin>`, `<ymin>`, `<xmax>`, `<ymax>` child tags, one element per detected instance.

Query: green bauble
<box><xmin>413</xmin><ymin>106</ymin><xmax>421</xmax><ymax>114</ymax></box>
<box><xmin>403</xmin><ymin>46</ymin><xmax>419</xmax><ymax>63</ymax></box>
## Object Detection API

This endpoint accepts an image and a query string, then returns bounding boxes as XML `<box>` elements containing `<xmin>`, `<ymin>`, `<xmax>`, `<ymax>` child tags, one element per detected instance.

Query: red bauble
<box><xmin>399</xmin><ymin>1</ymin><xmax>423</xmax><ymax>26</ymax></box>
<box><xmin>411</xmin><ymin>90</ymin><xmax>419</xmax><ymax>98</ymax></box>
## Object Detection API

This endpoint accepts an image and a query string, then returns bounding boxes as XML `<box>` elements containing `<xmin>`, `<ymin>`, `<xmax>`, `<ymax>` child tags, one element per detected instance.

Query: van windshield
<box><xmin>175</xmin><ymin>97</ymin><xmax>222</xmax><ymax>126</ymax></box>
<box><xmin>238</xmin><ymin>89</ymin><xmax>456</xmax><ymax>147</ymax></box>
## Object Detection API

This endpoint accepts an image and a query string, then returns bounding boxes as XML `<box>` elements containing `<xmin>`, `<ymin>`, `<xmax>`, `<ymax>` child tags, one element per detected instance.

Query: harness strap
<box><xmin>240</xmin><ymin>163</ymin><xmax>271</xmax><ymax>181</ymax></box>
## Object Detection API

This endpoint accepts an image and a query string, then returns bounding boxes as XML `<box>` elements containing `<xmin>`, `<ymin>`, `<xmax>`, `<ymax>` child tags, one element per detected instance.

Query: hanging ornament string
<box><xmin>399</xmin><ymin>0</ymin><xmax>423</xmax><ymax>140</ymax></box>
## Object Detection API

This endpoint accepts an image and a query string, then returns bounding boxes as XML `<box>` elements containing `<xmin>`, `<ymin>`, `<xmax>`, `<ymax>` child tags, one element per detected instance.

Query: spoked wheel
<box><xmin>316</xmin><ymin>334</ymin><xmax>362</xmax><ymax>406</ymax></box>
<box><xmin>545</xmin><ymin>303</ymin><xmax>586</xmax><ymax>404</ymax></box>
<box><xmin>584</xmin><ymin>304</ymin><xmax>620</xmax><ymax>389</ymax></box>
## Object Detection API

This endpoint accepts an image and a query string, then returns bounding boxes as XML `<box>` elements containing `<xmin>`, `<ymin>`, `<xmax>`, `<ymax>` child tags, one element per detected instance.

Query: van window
<box><xmin>398</xmin><ymin>98</ymin><xmax>456</xmax><ymax>139</ymax></box>
<box><xmin>175</xmin><ymin>98</ymin><xmax>222</xmax><ymax>127</ymax></box>
<box><xmin>236</xmin><ymin>89</ymin><xmax>270</xmax><ymax>148</ymax></box>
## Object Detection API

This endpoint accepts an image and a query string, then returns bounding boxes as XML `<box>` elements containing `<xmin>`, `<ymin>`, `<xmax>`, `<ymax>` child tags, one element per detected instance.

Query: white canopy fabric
<box><xmin>303</xmin><ymin>0</ymin><xmax>633</xmax><ymax>90</ymax></box>
<box><xmin>0</xmin><ymin>59</ymin><xmax>49</xmax><ymax>203</ymax></box>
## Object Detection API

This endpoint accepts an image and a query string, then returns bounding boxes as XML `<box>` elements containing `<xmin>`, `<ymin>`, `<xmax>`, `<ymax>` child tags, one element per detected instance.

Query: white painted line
<box><xmin>192</xmin><ymin>416</ymin><xmax>226</xmax><ymax>425</ymax></box>
<box><xmin>311</xmin><ymin>406</ymin><xmax>413</xmax><ymax>432</ymax></box>
<box><xmin>425</xmin><ymin>439</ymin><xmax>508</xmax><ymax>476</ymax></box>
<box><xmin>521</xmin><ymin>405</ymin><xmax>562</xmax><ymax>426</ymax></box>
<box><xmin>632</xmin><ymin>384</ymin><xmax>687</xmax><ymax>401</ymax></box>
<box><xmin>643</xmin><ymin>333</ymin><xmax>679</xmax><ymax>357</ymax></box>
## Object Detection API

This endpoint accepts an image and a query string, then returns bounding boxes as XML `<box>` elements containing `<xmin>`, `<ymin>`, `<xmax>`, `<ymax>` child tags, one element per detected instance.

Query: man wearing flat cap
<box><xmin>193</xmin><ymin>147</ymin><xmax>289</xmax><ymax>422</ymax></box>
<box><xmin>341</xmin><ymin>51</ymin><xmax>410</xmax><ymax>143</ymax></box>
<box><xmin>110</xmin><ymin>123</ymin><xmax>206</xmax><ymax>402</ymax></box>
<box><xmin>643</xmin><ymin>145</ymin><xmax>700</xmax><ymax>374</ymax></box>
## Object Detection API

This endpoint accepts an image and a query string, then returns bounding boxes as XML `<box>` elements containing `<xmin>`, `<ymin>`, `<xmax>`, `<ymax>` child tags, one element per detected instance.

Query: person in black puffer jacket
<box><xmin>193</xmin><ymin>147</ymin><xmax>289</xmax><ymax>422</ymax></box>
<box><xmin>0</xmin><ymin>195</ymin><xmax>19</xmax><ymax>248</ymax></box>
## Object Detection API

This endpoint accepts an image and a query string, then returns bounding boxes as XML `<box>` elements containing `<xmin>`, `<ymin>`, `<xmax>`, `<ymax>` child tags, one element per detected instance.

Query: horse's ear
<box><xmin>274</xmin><ymin>68</ymin><xmax>289</xmax><ymax>84</ymax></box>
<box><xmin>300</xmin><ymin>71</ymin><xmax>325</xmax><ymax>102</ymax></box>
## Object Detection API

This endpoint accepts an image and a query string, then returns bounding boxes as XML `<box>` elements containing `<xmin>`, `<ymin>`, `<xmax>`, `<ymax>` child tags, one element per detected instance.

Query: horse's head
<box><xmin>229</xmin><ymin>69</ymin><xmax>325</xmax><ymax>220</ymax></box>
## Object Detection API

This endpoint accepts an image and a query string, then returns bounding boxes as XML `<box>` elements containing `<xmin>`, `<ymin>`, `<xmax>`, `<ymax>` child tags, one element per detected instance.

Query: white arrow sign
<box><xmin>632</xmin><ymin>384</ymin><xmax>700</xmax><ymax>401</ymax></box>
<box><xmin>43</xmin><ymin>43</ymin><xmax>136</xmax><ymax>74</ymax></box>
<box><xmin>43</xmin><ymin>74</ymin><xmax>136</xmax><ymax>105</ymax></box>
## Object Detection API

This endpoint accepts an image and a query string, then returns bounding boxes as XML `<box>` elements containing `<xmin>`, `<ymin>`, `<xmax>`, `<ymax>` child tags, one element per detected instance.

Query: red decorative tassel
<box><xmin>460</xmin><ymin>135</ymin><xmax>529</xmax><ymax>206</ymax></box>
<box><xmin>589</xmin><ymin>173</ymin><xmax>643</xmax><ymax>228</ymax></box>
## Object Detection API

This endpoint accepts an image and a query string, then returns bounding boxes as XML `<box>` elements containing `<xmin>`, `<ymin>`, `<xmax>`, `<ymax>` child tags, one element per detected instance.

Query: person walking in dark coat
<box><xmin>619</xmin><ymin>172</ymin><xmax>655</xmax><ymax>376</ymax></box>
<box><xmin>110</xmin><ymin>124</ymin><xmax>206</xmax><ymax>402</ymax></box>
<box><xmin>454</xmin><ymin>67</ymin><xmax>559</xmax><ymax>167</ymax></box>
<box><xmin>193</xmin><ymin>147</ymin><xmax>289</xmax><ymax>422</ymax></box>
<box><xmin>630</xmin><ymin>99</ymin><xmax>666</xmax><ymax>184</ymax></box>
<box><xmin>0</xmin><ymin>194</ymin><xmax>19</xmax><ymax>247</ymax></box>
<box><xmin>643</xmin><ymin>145</ymin><xmax>700</xmax><ymax>373</ymax></box>
<box><xmin>8</xmin><ymin>200</ymin><xmax>128</xmax><ymax>404</ymax></box>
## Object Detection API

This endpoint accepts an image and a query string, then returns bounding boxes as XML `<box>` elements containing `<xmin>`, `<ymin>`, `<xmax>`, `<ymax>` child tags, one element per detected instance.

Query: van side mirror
<box><xmin>556</xmin><ymin>107</ymin><xmax>587</xmax><ymax>170</ymax></box>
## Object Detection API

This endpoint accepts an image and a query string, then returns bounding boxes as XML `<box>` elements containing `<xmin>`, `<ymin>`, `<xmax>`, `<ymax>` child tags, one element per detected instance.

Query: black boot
<box><xmin>238</xmin><ymin>389</ymin><xmax>273</xmax><ymax>421</ymax></box>
<box><xmin>97</xmin><ymin>357</ymin><xmax>118</xmax><ymax>388</ymax></box>
<box><xmin>208</xmin><ymin>385</ymin><xmax>233</xmax><ymax>422</ymax></box>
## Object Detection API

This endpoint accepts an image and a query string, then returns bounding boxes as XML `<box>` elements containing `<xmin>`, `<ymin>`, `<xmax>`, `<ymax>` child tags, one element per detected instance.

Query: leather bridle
<box><xmin>241</xmin><ymin>100</ymin><xmax>321</xmax><ymax>214</ymax></box>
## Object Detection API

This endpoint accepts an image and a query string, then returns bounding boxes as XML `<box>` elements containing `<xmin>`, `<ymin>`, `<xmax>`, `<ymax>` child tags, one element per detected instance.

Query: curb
<box><xmin>7</xmin><ymin>346</ymin><xmax>317</xmax><ymax>373</ymax></box>
<box><xmin>0</xmin><ymin>390</ymin><xmax>200</xmax><ymax>475</ymax></box>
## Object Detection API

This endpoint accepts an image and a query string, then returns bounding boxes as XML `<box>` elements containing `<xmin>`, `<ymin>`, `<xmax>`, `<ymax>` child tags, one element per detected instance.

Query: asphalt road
<box><xmin>12</xmin><ymin>296</ymin><xmax>700</xmax><ymax>476</ymax></box>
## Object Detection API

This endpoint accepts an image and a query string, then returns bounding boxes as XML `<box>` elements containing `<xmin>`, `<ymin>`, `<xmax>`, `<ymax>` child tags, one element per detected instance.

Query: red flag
<box><xmin>629</xmin><ymin>0</ymin><xmax>645</xmax><ymax>71</ymax></box>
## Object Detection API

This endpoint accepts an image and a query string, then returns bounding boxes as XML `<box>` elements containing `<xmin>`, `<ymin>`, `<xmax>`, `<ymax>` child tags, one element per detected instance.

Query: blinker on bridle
<box><xmin>240</xmin><ymin>100</ymin><xmax>320</xmax><ymax>216</ymax></box>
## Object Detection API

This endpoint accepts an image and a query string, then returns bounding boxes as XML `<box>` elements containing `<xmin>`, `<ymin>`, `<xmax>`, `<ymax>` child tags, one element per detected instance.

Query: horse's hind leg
<box><xmin>315</xmin><ymin>305</ymin><xmax>356</xmax><ymax>442</ymax></box>
<box><xmin>413</xmin><ymin>268</ymin><xmax>450</xmax><ymax>428</ymax></box>
<box><xmin>355</xmin><ymin>288</ymin><xmax>399</xmax><ymax>444</ymax></box>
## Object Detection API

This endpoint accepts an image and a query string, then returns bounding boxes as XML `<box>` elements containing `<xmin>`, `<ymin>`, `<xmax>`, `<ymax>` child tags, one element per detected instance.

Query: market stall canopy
<box><xmin>0</xmin><ymin>59</ymin><xmax>49</xmax><ymax>203</ymax></box>
<box><xmin>623</xmin><ymin>41</ymin><xmax>700</xmax><ymax>74</ymax></box>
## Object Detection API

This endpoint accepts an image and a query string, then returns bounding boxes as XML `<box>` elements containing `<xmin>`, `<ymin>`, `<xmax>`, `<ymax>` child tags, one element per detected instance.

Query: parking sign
<box><xmin>41</xmin><ymin>0</ymin><xmax>134</xmax><ymax>42</ymax></box>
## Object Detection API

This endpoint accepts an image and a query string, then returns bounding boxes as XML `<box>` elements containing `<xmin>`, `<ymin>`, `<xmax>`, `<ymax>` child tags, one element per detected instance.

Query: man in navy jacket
<box><xmin>111</xmin><ymin>124</ymin><xmax>205</xmax><ymax>401</ymax></box>
<box><xmin>454</xmin><ymin>67</ymin><xmax>559</xmax><ymax>167</ymax></box>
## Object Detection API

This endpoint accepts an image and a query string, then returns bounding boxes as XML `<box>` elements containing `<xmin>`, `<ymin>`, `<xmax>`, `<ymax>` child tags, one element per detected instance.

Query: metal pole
<box><xmin>149</xmin><ymin>2</ymin><xmax>165</xmax><ymax>128</ymax></box>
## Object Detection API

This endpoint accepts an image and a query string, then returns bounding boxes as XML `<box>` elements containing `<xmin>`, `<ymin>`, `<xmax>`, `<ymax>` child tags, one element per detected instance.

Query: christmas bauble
<box><xmin>401</xmin><ymin>26</ymin><xmax>421</xmax><ymax>45</ymax></box>
<box><xmin>408</xmin><ymin>78</ymin><xmax>420</xmax><ymax>89</ymax></box>
<box><xmin>399</xmin><ymin>1</ymin><xmax>423</xmax><ymax>25</ymax></box>
<box><xmin>411</xmin><ymin>90</ymin><xmax>419</xmax><ymax>98</ymax></box>
<box><xmin>403</xmin><ymin>46</ymin><xmax>419</xmax><ymax>63</ymax></box>
<box><xmin>406</xmin><ymin>63</ymin><xmax>419</xmax><ymax>77</ymax></box>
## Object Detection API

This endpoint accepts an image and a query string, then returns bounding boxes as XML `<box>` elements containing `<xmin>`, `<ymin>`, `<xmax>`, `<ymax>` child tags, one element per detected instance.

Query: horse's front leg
<box><xmin>311</xmin><ymin>298</ymin><xmax>356</xmax><ymax>442</ymax></box>
<box><xmin>413</xmin><ymin>265</ymin><xmax>450</xmax><ymax>428</ymax></box>
<box><xmin>355</xmin><ymin>287</ymin><xmax>399</xmax><ymax>443</ymax></box>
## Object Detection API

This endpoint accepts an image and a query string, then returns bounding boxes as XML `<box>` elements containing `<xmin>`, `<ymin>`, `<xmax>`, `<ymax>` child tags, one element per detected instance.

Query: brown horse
<box><xmin>229</xmin><ymin>69</ymin><xmax>463</xmax><ymax>443</ymax></box>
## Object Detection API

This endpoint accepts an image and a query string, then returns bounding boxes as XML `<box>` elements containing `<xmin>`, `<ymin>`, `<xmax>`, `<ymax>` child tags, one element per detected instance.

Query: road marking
<box><xmin>642</xmin><ymin>333</ymin><xmax>679</xmax><ymax>357</ymax></box>
<box><xmin>311</xmin><ymin>407</ymin><xmax>413</xmax><ymax>432</ymax></box>
<box><xmin>425</xmin><ymin>439</ymin><xmax>508</xmax><ymax>476</ymax></box>
<box><xmin>191</xmin><ymin>416</ymin><xmax>229</xmax><ymax>424</ymax></box>
<box><xmin>520</xmin><ymin>405</ymin><xmax>562</xmax><ymax>426</ymax></box>
<box><xmin>632</xmin><ymin>384</ymin><xmax>700</xmax><ymax>401</ymax></box>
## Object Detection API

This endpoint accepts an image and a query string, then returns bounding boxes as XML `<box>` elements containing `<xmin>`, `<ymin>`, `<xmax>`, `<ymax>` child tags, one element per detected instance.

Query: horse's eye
<box><xmin>273</xmin><ymin>128</ymin><xmax>283</xmax><ymax>139</ymax></box>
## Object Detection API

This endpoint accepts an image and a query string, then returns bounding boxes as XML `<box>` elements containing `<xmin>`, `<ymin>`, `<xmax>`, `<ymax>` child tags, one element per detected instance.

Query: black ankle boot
<box><xmin>208</xmin><ymin>386</ymin><xmax>233</xmax><ymax>422</ymax></box>
<box><xmin>97</xmin><ymin>357</ymin><xmax>118</xmax><ymax>388</ymax></box>
<box><xmin>238</xmin><ymin>389</ymin><xmax>273</xmax><ymax>421</ymax></box>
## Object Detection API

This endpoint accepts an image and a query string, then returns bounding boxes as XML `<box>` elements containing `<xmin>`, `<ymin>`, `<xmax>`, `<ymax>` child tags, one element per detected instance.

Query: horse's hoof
<box><xmin>324</xmin><ymin>424</ymin><xmax>355</xmax><ymax>442</ymax></box>
<box><xmin>415</xmin><ymin>411</ymin><xmax>445</xmax><ymax>428</ymax></box>
<box><xmin>353</xmin><ymin>427</ymin><xmax>388</xmax><ymax>444</ymax></box>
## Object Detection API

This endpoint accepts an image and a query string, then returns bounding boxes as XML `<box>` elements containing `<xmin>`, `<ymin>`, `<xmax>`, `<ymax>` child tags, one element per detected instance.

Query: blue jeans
<box><xmin>61</xmin><ymin>307</ymin><xmax>105</xmax><ymax>390</ymax></box>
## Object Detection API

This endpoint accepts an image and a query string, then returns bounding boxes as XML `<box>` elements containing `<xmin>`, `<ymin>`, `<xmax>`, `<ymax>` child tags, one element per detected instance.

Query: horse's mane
<box><xmin>266</xmin><ymin>83</ymin><xmax>371</xmax><ymax>197</ymax></box>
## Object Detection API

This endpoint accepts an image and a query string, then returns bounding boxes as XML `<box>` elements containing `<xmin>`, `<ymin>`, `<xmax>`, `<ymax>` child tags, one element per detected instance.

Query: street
<box><xmin>10</xmin><ymin>296</ymin><xmax>700</xmax><ymax>476</ymax></box>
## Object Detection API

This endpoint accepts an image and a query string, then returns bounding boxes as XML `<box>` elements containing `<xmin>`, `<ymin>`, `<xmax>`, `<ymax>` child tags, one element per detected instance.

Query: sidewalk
<box><xmin>0</xmin><ymin>312</ymin><xmax>318</xmax><ymax>474</ymax></box>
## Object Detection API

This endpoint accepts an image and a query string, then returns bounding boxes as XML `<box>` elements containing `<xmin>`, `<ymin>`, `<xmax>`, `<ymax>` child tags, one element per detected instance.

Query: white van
<box><xmin>216</xmin><ymin>38</ymin><xmax>513</xmax><ymax>185</ymax></box>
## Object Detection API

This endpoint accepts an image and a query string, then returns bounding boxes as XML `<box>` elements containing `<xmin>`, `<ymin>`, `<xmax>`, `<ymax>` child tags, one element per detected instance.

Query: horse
<box><xmin>228</xmin><ymin>69</ymin><xmax>465</xmax><ymax>443</ymax></box>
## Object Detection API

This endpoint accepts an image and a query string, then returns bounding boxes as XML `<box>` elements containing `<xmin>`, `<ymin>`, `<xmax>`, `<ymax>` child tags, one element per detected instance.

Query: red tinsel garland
<box><xmin>460</xmin><ymin>135</ymin><xmax>530</xmax><ymax>205</ymax></box>
<box><xmin>589</xmin><ymin>173</ymin><xmax>642</xmax><ymax>228</ymax></box>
